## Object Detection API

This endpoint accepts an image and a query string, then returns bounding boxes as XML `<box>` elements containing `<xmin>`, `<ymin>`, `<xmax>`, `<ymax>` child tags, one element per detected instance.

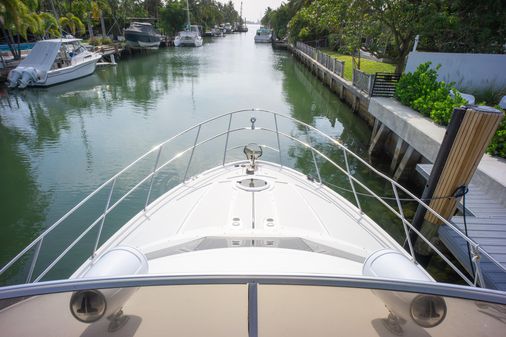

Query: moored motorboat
<box><xmin>7</xmin><ymin>38</ymin><xmax>102</xmax><ymax>88</ymax></box>
<box><xmin>254</xmin><ymin>26</ymin><xmax>273</xmax><ymax>43</ymax></box>
<box><xmin>238</xmin><ymin>23</ymin><xmax>248</xmax><ymax>32</ymax></box>
<box><xmin>211</xmin><ymin>26</ymin><xmax>224</xmax><ymax>37</ymax></box>
<box><xmin>124</xmin><ymin>22</ymin><xmax>161</xmax><ymax>49</ymax></box>
<box><xmin>0</xmin><ymin>109</ymin><xmax>505</xmax><ymax>336</ymax></box>
<box><xmin>174</xmin><ymin>0</ymin><xmax>203</xmax><ymax>47</ymax></box>
<box><xmin>174</xmin><ymin>25</ymin><xmax>203</xmax><ymax>47</ymax></box>
<box><xmin>224</xmin><ymin>22</ymin><xmax>233</xmax><ymax>34</ymax></box>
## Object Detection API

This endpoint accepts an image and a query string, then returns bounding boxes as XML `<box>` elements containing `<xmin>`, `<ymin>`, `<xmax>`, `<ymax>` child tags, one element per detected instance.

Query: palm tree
<box><xmin>0</xmin><ymin>0</ymin><xmax>36</xmax><ymax>59</ymax></box>
<box><xmin>39</xmin><ymin>12</ymin><xmax>60</xmax><ymax>38</ymax></box>
<box><xmin>59</xmin><ymin>12</ymin><xmax>85</xmax><ymax>36</ymax></box>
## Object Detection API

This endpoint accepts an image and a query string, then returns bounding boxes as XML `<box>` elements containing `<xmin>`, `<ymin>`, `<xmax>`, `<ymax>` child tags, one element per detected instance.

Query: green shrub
<box><xmin>395</xmin><ymin>62</ymin><xmax>466</xmax><ymax>125</ymax></box>
<box><xmin>487</xmin><ymin>110</ymin><xmax>506</xmax><ymax>158</ymax></box>
<box><xmin>100</xmin><ymin>37</ymin><xmax>112</xmax><ymax>45</ymax></box>
<box><xmin>395</xmin><ymin>62</ymin><xmax>505</xmax><ymax>159</ymax></box>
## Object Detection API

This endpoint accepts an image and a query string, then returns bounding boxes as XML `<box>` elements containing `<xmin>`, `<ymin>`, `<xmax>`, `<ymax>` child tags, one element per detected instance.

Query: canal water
<box><xmin>0</xmin><ymin>26</ymin><xmax>439</xmax><ymax>284</ymax></box>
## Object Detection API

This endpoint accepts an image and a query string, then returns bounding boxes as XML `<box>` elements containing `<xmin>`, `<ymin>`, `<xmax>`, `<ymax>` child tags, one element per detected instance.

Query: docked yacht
<box><xmin>7</xmin><ymin>38</ymin><xmax>101</xmax><ymax>88</ymax></box>
<box><xmin>174</xmin><ymin>0</ymin><xmax>203</xmax><ymax>47</ymax></box>
<box><xmin>255</xmin><ymin>27</ymin><xmax>273</xmax><ymax>43</ymax></box>
<box><xmin>224</xmin><ymin>22</ymin><xmax>233</xmax><ymax>34</ymax></box>
<box><xmin>174</xmin><ymin>25</ymin><xmax>203</xmax><ymax>47</ymax></box>
<box><xmin>0</xmin><ymin>109</ymin><xmax>504</xmax><ymax>336</ymax></box>
<box><xmin>239</xmin><ymin>23</ymin><xmax>248</xmax><ymax>32</ymax></box>
<box><xmin>124</xmin><ymin>22</ymin><xmax>161</xmax><ymax>49</ymax></box>
<box><xmin>211</xmin><ymin>26</ymin><xmax>224</xmax><ymax>37</ymax></box>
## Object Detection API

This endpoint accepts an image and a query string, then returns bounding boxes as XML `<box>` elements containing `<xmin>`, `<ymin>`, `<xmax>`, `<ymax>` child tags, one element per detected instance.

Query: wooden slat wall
<box><xmin>371</xmin><ymin>73</ymin><xmax>401</xmax><ymax>97</ymax></box>
<box><xmin>425</xmin><ymin>108</ymin><xmax>503</xmax><ymax>224</ymax></box>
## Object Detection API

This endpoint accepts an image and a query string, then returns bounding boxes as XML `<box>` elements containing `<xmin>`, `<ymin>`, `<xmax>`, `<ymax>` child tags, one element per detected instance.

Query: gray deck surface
<box><xmin>416</xmin><ymin>164</ymin><xmax>506</xmax><ymax>290</ymax></box>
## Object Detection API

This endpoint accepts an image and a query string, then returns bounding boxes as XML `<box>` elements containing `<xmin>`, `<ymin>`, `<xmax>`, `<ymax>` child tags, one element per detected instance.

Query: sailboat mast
<box><xmin>186</xmin><ymin>0</ymin><xmax>191</xmax><ymax>28</ymax></box>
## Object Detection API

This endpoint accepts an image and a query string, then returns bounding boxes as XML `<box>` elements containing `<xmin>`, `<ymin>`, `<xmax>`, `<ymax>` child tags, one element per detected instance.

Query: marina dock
<box><xmin>417</xmin><ymin>164</ymin><xmax>506</xmax><ymax>290</ymax></box>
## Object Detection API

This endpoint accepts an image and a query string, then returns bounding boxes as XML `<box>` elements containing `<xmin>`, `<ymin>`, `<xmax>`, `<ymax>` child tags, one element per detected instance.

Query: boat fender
<box><xmin>70</xmin><ymin>247</ymin><xmax>148</xmax><ymax>329</ymax></box>
<box><xmin>362</xmin><ymin>249</ymin><xmax>430</xmax><ymax>281</ymax></box>
<box><xmin>363</xmin><ymin>250</ymin><xmax>446</xmax><ymax>330</ymax></box>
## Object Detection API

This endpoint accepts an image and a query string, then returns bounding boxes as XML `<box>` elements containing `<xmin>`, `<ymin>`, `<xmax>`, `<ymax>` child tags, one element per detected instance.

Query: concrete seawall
<box><xmin>290</xmin><ymin>45</ymin><xmax>506</xmax><ymax>206</ymax></box>
<box><xmin>291</xmin><ymin>47</ymin><xmax>374</xmax><ymax>126</ymax></box>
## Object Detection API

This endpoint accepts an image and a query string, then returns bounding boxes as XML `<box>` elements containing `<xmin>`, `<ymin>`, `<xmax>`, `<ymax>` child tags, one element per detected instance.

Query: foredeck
<box><xmin>416</xmin><ymin>164</ymin><xmax>506</xmax><ymax>290</ymax></box>
<box><xmin>82</xmin><ymin>161</ymin><xmax>401</xmax><ymax>278</ymax></box>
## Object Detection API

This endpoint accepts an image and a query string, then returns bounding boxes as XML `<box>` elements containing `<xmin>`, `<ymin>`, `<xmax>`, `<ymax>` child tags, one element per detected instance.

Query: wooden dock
<box><xmin>416</xmin><ymin>164</ymin><xmax>506</xmax><ymax>290</ymax></box>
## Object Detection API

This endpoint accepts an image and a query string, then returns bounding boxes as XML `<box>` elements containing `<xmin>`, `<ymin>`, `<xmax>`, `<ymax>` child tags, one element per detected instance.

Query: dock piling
<box><xmin>410</xmin><ymin>106</ymin><xmax>504</xmax><ymax>263</ymax></box>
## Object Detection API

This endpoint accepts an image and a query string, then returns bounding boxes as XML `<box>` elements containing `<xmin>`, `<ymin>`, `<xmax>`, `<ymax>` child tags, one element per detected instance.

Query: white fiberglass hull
<box><xmin>36</xmin><ymin>55</ymin><xmax>101</xmax><ymax>87</ymax></box>
<box><xmin>174</xmin><ymin>36</ymin><xmax>203</xmax><ymax>47</ymax></box>
<box><xmin>255</xmin><ymin>35</ymin><xmax>272</xmax><ymax>43</ymax></box>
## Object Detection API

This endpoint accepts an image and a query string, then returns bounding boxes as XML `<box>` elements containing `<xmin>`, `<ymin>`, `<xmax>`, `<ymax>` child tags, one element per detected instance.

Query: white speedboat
<box><xmin>0</xmin><ymin>109</ymin><xmax>505</xmax><ymax>336</ymax></box>
<box><xmin>174</xmin><ymin>25</ymin><xmax>203</xmax><ymax>47</ymax></box>
<box><xmin>255</xmin><ymin>27</ymin><xmax>273</xmax><ymax>43</ymax></box>
<box><xmin>7</xmin><ymin>38</ymin><xmax>102</xmax><ymax>88</ymax></box>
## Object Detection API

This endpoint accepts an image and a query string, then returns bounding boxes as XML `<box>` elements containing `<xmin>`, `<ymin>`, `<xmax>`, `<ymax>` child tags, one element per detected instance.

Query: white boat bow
<box><xmin>0</xmin><ymin>109</ymin><xmax>505</xmax><ymax>336</ymax></box>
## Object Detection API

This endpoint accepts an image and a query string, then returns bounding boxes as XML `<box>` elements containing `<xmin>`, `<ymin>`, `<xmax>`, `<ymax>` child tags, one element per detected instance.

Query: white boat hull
<box><xmin>255</xmin><ymin>35</ymin><xmax>272</xmax><ymax>43</ymax></box>
<box><xmin>37</xmin><ymin>55</ymin><xmax>101</xmax><ymax>87</ymax></box>
<box><xmin>174</xmin><ymin>37</ymin><xmax>203</xmax><ymax>47</ymax></box>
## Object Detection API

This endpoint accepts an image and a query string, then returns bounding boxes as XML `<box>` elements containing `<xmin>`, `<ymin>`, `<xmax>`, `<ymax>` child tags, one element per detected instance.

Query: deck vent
<box><xmin>237</xmin><ymin>178</ymin><xmax>269</xmax><ymax>191</ymax></box>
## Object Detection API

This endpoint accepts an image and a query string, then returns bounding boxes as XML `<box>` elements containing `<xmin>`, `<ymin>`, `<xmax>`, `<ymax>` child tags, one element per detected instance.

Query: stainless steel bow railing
<box><xmin>0</xmin><ymin>109</ymin><xmax>502</xmax><ymax>287</ymax></box>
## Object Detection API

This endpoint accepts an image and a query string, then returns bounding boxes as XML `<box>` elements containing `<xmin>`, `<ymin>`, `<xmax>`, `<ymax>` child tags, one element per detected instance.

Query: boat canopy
<box><xmin>16</xmin><ymin>40</ymin><xmax>62</xmax><ymax>74</ymax></box>
<box><xmin>126</xmin><ymin>22</ymin><xmax>157</xmax><ymax>34</ymax></box>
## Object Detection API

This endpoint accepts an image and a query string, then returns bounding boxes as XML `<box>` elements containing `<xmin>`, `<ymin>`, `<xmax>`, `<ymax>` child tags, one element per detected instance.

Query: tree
<box><xmin>357</xmin><ymin>0</ymin><xmax>441</xmax><ymax>73</ymax></box>
<box><xmin>160</xmin><ymin>0</ymin><xmax>186</xmax><ymax>35</ymax></box>
<box><xmin>418</xmin><ymin>0</ymin><xmax>506</xmax><ymax>53</ymax></box>
<box><xmin>1</xmin><ymin>0</ymin><xmax>41</xmax><ymax>59</ymax></box>
<box><xmin>38</xmin><ymin>12</ymin><xmax>60</xmax><ymax>37</ymax></box>
<box><xmin>59</xmin><ymin>12</ymin><xmax>85</xmax><ymax>36</ymax></box>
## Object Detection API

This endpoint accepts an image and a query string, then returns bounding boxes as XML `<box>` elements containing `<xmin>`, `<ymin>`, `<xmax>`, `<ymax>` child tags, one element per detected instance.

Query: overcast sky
<box><xmin>218</xmin><ymin>0</ymin><xmax>285</xmax><ymax>22</ymax></box>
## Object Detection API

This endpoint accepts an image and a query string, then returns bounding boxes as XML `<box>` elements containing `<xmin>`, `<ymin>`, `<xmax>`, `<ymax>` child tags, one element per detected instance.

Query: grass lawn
<box><xmin>323</xmin><ymin>50</ymin><xmax>396</xmax><ymax>81</ymax></box>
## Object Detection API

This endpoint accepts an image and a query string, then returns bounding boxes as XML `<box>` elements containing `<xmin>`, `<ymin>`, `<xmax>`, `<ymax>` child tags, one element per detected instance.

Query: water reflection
<box><xmin>0</xmin><ymin>108</ymin><xmax>49</xmax><ymax>267</ymax></box>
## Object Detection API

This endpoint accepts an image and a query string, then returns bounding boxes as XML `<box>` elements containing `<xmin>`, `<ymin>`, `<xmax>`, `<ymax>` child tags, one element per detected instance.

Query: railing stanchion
<box><xmin>305</xmin><ymin>125</ymin><xmax>322</xmax><ymax>184</ymax></box>
<box><xmin>392</xmin><ymin>183</ymin><xmax>415</xmax><ymax>259</ymax></box>
<box><xmin>184</xmin><ymin>125</ymin><xmax>201</xmax><ymax>182</ymax></box>
<box><xmin>222</xmin><ymin>114</ymin><xmax>233</xmax><ymax>165</ymax></box>
<box><xmin>145</xmin><ymin>145</ymin><xmax>164</xmax><ymax>210</ymax></box>
<box><xmin>274</xmin><ymin>114</ymin><xmax>282</xmax><ymax>166</ymax></box>
<box><xmin>93</xmin><ymin>178</ymin><xmax>117</xmax><ymax>257</ymax></box>
<box><xmin>343</xmin><ymin>150</ymin><xmax>361</xmax><ymax>211</ymax></box>
<box><xmin>26</xmin><ymin>238</ymin><xmax>43</xmax><ymax>283</ymax></box>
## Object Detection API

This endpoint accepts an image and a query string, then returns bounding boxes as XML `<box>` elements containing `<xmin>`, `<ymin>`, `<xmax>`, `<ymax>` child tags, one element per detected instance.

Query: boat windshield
<box><xmin>64</xmin><ymin>41</ymin><xmax>86</xmax><ymax>57</ymax></box>
<box><xmin>1</xmin><ymin>278</ymin><xmax>505</xmax><ymax>336</ymax></box>
<box><xmin>257</xmin><ymin>27</ymin><xmax>271</xmax><ymax>35</ymax></box>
